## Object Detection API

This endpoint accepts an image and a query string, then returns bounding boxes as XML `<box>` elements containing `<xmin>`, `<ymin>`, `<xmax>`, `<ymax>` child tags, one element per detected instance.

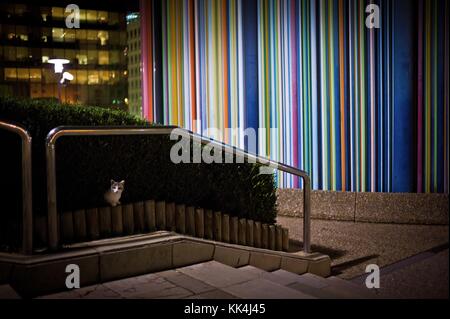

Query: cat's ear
<box><xmin>120</xmin><ymin>180</ymin><xmax>125</xmax><ymax>185</ymax></box>
<box><xmin>110</xmin><ymin>179</ymin><xmax>115</xmax><ymax>185</ymax></box>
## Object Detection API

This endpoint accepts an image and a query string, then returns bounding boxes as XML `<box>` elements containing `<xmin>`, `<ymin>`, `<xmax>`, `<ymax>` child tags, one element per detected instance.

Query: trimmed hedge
<box><xmin>0</xmin><ymin>97</ymin><xmax>277</xmax><ymax>248</ymax></box>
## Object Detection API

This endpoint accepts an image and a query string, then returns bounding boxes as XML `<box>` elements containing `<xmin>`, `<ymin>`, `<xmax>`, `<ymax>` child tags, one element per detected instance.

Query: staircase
<box><xmin>37</xmin><ymin>260</ymin><xmax>376</xmax><ymax>299</ymax></box>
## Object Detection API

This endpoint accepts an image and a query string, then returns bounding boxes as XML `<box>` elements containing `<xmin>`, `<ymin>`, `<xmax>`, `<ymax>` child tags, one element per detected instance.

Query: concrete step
<box><xmin>177</xmin><ymin>261</ymin><xmax>316</xmax><ymax>299</ymax></box>
<box><xmin>222</xmin><ymin>277</ymin><xmax>316</xmax><ymax>299</ymax></box>
<box><xmin>177</xmin><ymin>261</ymin><xmax>257</xmax><ymax>288</ymax></box>
<box><xmin>0</xmin><ymin>284</ymin><xmax>21</xmax><ymax>299</ymax></box>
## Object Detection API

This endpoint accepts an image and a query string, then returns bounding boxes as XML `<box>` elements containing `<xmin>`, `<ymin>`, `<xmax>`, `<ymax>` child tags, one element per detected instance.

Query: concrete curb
<box><xmin>0</xmin><ymin>232</ymin><xmax>330</xmax><ymax>298</ymax></box>
<box><xmin>277</xmin><ymin>189</ymin><xmax>449</xmax><ymax>225</ymax></box>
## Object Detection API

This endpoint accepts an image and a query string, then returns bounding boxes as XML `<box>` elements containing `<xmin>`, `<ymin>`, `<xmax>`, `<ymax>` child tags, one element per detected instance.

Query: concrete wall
<box><xmin>276</xmin><ymin>189</ymin><xmax>449</xmax><ymax>225</ymax></box>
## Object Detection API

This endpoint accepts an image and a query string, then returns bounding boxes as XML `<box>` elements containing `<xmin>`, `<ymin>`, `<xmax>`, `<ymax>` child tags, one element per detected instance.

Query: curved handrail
<box><xmin>0</xmin><ymin>120</ymin><xmax>33</xmax><ymax>254</ymax></box>
<box><xmin>45</xmin><ymin>126</ymin><xmax>311</xmax><ymax>253</ymax></box>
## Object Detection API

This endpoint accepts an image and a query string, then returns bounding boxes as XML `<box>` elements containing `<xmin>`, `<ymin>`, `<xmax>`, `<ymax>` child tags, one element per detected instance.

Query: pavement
<box><xmin>277</xmin><ymin>216</ymin><xmax>449</xmax><ymax>298</ymax></box>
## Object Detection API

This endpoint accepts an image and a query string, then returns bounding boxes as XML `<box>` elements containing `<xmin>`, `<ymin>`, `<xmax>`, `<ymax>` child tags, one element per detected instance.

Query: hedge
<box><xmin>0</xmin><ymin>97</ymin><xmax>277</xmax><ymax>249</ymax></box>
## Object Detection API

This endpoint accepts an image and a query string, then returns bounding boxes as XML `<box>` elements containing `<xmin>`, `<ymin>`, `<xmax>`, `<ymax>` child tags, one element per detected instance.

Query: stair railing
<box><xmin>0</xmin><ymin>120</ymin><xmax>33</xmax><ymax>254</ymax></box>
<box><xmin>45</xmin><ymin>126</ymin><xmax>311</xmax><ymax>253</ymax></box>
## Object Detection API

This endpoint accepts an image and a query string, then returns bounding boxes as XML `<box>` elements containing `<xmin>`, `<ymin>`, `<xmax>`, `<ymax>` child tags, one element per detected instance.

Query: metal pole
<box><xmin>45</xmin><ymin>126</ymin><xmax>312</xmax><ymax>253</ymax></box>
<box><xmin>0</xmin><ymin>120</ymin><xmax>33</xmax><ymax>254</ymax></box>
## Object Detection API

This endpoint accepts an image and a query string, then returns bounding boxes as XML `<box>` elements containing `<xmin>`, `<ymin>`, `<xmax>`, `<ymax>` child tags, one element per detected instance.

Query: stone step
<box><xmin>222</xmin><ymin>277</ymin><xmax>316</xmax><ymax>299</ymax></box>
<box><xmin>177</xmin><ymin>261</ymin><xmax>260</xmax><ymax>289</ymax></box>
<box><xmin>177</xmin><ymin>261</ymin><xmax>316</xmax><ymax>299</ymax></box>
<box><xmin>0</xmin><ymin>285</ymin><xmax>21</xmax><ymax>299</ymax></box>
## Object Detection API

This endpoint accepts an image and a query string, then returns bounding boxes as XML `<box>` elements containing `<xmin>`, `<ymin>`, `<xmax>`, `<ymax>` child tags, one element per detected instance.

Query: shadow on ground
<box><xmin>288</xmin><ymin>239</ymin><xmax>347</xmax><ymax>260</ymax></box>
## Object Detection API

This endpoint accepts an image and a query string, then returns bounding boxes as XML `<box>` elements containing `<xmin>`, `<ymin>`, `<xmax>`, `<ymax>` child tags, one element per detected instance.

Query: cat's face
<box><xmin>110</xmin><ymin>179</ymin><xmax>125</xmax><ymax>193</ymax></box>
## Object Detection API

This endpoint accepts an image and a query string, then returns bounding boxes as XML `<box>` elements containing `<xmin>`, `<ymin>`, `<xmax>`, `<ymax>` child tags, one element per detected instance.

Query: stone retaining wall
<box><xmin>35</xmin><ymin>200</ymin><xmax>291</xmax><ymax>251</ymax></box>
<box><xmin>277</xmin><ymin>189</ymin><xmax>449</xmax><ymax>225</ymax></box>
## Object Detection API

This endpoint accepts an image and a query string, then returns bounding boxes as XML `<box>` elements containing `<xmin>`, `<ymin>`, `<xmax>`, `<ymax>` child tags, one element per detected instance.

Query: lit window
<box><xmin>98</xmin><ymin>51</ymin><xmax>109</xmax><ymax>65</ymax></box>
<box><xmin>76</xmin><ymin>70</ymin><xmax>87</xmax><ymax>84</ymax></box>
<box><xmin>52</xmin><ymin>28</ymin><xmax>65</xmax><ymax>42</ymax></box>
<box><xmin>86</xmin><ymin>10</ymin><xmax>97</xmax><ymax>23</ymax></box>
<box><xmin>4</xmin><ymin>68</ymin><xmax>17</xmax><ymax>80</ymax></box>
<box><xmin>98</xmin><ymin>11</ymin><xmax>108</xmax><ymax>23</ymax></box>
<box><xmin>17</xmin><ymin>68</ymin><xmax>29</xmax><ymax>81</ymax></box>
<box><xmin>100</xmin><ymin>70</ymin><xmax>109</xmax><ymax>83</ymax></box>
<box><xmin>98</xmin><ymin>31</ymin><xmax>109</xmax><ymax>46</ymax></box>
<box><xmin>76</xmin><ymin>54</ymin><xmax>88</xmax><ymax>65</ymax></box>
<box><xmin>87</xmin><ymin>50</ymin><xmax>98</xmax><ymax>65</ymax></box>
<box><xmin>76</xmin><ymin>29</ymin><xmax>87</xmax><ymax>41</ymax></box>
<box><xmin>29</xmin><ymin>68</ymin><xmax>42</xmax><ymax>82</ymax></box>
<box><xmin>87</xmin><ymin>30</ymin><xmax>98</xmax><ymax>41</ymax></box>
<box><xmin>16</xmin><ymin>47</ymin><xmax>28</xmax><ymax>61</ymax></box>
<box><xmin>51</xmin><ymin>7</ymin><xmax>64</xmax><ymax>19</ymax></box>
<box><xmin>42</xmin><ymin>56</ymin><xmax>49</xmax><ymax>63</ymax></box>
<box><xmin>88</xmin><ymin>71</ymin><xmax>99</xmax><ymax>84</ymax></box>
<box><xmin>42</xmin><ymin>68</ymin><xmax>54</xmax><ymax>84</ymax></box>
<box><xmin>79</xmin><ymin>9</ymin><xmax>87</xmax><ymax>21</ymax></box>
<box><xmin>65</xmin><ymin>29</ymin><xmax>76</xmax><ymax>43</ymax></box>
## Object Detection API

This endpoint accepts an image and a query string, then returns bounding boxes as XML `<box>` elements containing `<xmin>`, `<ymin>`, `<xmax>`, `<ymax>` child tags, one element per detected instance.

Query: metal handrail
<box><xmin>0</xmin><ymin>120</ymin><xmax>33</xmax><ymax>254</ymax></box>
<box><xmin>45</xmin><ymin>126</ymin><xmax>311</xmax><ymax>253</ymax></box>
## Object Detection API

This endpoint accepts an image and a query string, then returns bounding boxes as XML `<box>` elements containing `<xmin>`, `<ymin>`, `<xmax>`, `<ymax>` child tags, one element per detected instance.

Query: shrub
<box><xmin>0</xmin><ymin>97</ymin><xmax>277</xmax><ymax>248</ymax></box>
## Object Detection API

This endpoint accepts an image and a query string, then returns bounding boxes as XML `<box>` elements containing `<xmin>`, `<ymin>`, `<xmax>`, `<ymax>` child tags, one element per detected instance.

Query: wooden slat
<box><xmin>60</xmin><ymin>211</ymin><xmax>74</xmax><ymax>243</ymax></box>
<box><xmin>165</xmin><ymin>202</ymin><xmax>175</xmax><ymax>231</ymax></box>
<box><xmin>155</xmin><ymin>201</ymin><xmax>166</xmax><ymax>230</ymax></box>
<box><xmin>221</xmin><ymin>214</ymin><xmax>230</xmax><ymax>243</ymax></box>
<box><xmin>204</xmin><ymin>210</ymin><xmax>213</xmax><ymax>239</ymax></box>
<box><xmin>73</xmin><ymin>209</ymin><xmax>87</xmax><ymax>242</ymax></box>
<box><xmin>195</xmin><ymin>208</ymin><xmax>204</xmax><ymax>238</ymax></box>
<box><xmin>246</xmin><ymin>220</ymin><xmax>254</xmax><ymax>247</ymax></box>
<box><xmin>238</xmin><ymin>218</ymin><xmax>246</xmax><ymax>245</ymax></box>
<box><xmin>230</xmin><ymin>216</ymin><xmax>238</xmax><ymax>244</ymax></box>
<box><xmin>133</xmin><ymin>202</ymin><xmax>145</xmax><ymax>233</ymax></box>
<box><xmin>261</xmin><ymin>224</ymin><xmax>269</xmax><ymax>249</ymax></box>
<box><xmin>98</xmin><ymin>206</ymin><xmax>112</xmax><ymax>238</ymax></box>
<box><xmin>175</xmin><ymin>204</ymin><xmax>186</xmax><ymax>234</ymax></box>
<box><xmin>186</xmin><ymin>206</ymin><xmax>195</xmax><ymax>236</ymax></box>
<box><xmin>86</xmin><ymin>208</ymin><xmax>99</xmax><ymax>240</ymax></box>
<box><xmin>122</xmin><ymin>204</ymin><xmax>134</xmax><ymax>235</ymax></box>
<box><xmin>213</xmin><ymin>211</ymin><xmax>222</xmax><ymax>241</ymax></box>
<box><xmin>144</xmin><ymin>200</ymin><xmax>156</xmax><ymax>231</ymax></box>
<box><xmin>254</xmin><ymin>221</ymin><xmax>262</xmax><ymax>248</ymax></box>
<box><xmin>111</xmin><ymin>205</ymin><xmax>123</xmax><ymax>236</ymax></box>
<box><xmin>275</xmin><ymin>225</ymin><xmax>283</xmax><ymax>251</ymax></box>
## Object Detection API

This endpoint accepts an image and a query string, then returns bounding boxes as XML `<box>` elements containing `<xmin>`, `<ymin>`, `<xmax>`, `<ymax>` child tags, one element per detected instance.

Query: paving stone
<box><xmin>156</xmin><ymin>270</ymin><xmax>215</xmax><ymax>294</ymax></box>
<box><xmin>186</xmin><ymin>289</ymin><xmax>238</xmax><ymax>299</ymax></box>
<box><xmin>177</xmin><ymin>261</ymin><xmax>254</xmax><ymax>288</ymax></box>
<box><xmin>76</xmin><ymin>284</ymin><xmax>122</xmax><ymax>299</ymax></box>
<box><xmin>118</xmin><ymin>277</ymin><xmax>192</xmax><ymax>299</ymax></box>
<box><xmin>293</xmin><ymin>273</ymin><xmax>329</xmax><ymax>289</ymax></box>
<box><xmin>222</xmin><ymin>278</ymin><xmax>315</xmax><ymax>299</ymax></box>
<box><xmin>287</xmin><ymin>282</ymin><xmax>341</xmax><ymax>299</ymax></box>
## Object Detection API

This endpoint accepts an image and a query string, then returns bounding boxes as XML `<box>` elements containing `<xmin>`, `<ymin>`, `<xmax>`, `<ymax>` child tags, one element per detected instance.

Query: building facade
<box><xmin>139</xmin><ymin>0</ymin><xmax>449</xmax><ymax>193</ymax></box>
<box><xmin>126</xmin><ymin>12</ymin><xmax>142</xmax><ymax>117</ymax></box>
<box><xmin>0</xmin><ymin>2</ymin><xmax>129</xmax><ymax>108</ymax></box>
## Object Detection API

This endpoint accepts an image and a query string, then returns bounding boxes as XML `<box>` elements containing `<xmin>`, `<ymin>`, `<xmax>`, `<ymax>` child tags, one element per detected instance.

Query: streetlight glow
<box><xmin>47</xmin><ymin>58</ymin><xmax>70</xmax><ymax>74</ymax></box>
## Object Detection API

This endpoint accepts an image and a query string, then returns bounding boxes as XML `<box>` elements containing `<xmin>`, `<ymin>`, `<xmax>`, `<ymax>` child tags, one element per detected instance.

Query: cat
<box><xmin>104</xmin><ymin>179</ymin><xmax>125</xmax><ymax>207</ymax></box>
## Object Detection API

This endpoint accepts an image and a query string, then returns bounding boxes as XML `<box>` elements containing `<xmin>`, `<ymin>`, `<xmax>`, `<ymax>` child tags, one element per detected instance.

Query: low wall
<box><xmin>276</xmin><ymin>189</ymin><xmax>449</xmax><ymax>225</ymax></box>
<box><xmin>34</xmin><ymin>200</ymin><xmax>291</xmax><ymax>252</ymax></box>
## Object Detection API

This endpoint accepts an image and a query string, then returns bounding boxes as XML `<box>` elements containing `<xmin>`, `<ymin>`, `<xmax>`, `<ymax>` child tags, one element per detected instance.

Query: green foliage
<box><xmin>0</xmin><ymin>97</ymin><xmax>277</xmax><ymax>242</ymax></box>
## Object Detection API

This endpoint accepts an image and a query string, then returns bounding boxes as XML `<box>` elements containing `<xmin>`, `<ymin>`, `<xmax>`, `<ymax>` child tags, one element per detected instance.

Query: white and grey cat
<box><xmin>104</xmin><ymin>179</ymin><xmax>125</xmax><ymax>207</ymax></box>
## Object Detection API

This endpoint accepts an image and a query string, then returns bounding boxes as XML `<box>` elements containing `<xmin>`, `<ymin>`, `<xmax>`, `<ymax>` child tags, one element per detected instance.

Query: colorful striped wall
<box><xmin>141</xmin><ymin>0</ymin><xmax>449</xmax><ymax>193</ymax></box>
